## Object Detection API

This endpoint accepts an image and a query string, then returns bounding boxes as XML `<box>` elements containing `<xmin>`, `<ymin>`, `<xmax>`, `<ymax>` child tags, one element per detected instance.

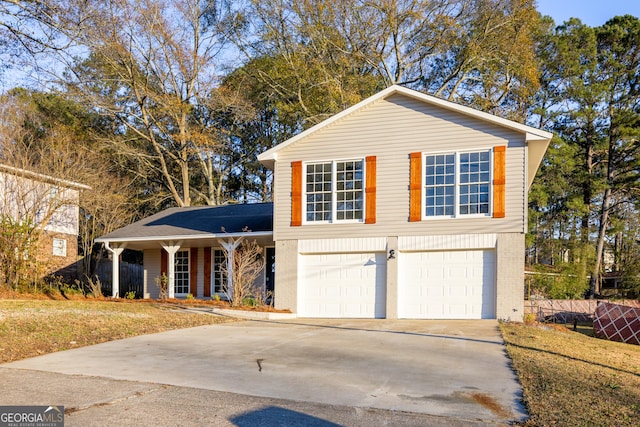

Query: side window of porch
<box><xmin>174</xmin><ymin>250</ymin><xmax>189</xmax><ymax>295</ymax></box>
<box><xmin>213</xmin><ymin>249</ymin><xmax>227</xmax><ymax>294</ymax></box>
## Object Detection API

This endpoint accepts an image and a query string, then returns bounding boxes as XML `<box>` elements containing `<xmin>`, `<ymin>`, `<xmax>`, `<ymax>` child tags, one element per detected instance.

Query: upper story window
<box><xmin>305</xmin><ymin>159</ymin><xmax>364</xmax><ymax>223</ymax></box>
<box><xmin>424</xmin><ymin>150</ymin><xmax>491</xmax><ymax>218</ymax></box>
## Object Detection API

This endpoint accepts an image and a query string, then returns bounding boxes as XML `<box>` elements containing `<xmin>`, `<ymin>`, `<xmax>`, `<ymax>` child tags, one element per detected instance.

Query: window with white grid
<box><xmin>459</xmin><ymin>151</ymin><xmax>491</xmax><ymax>215</ymax></box>
<box><xmin>213</xmin><ymin>249</ymin><xmax>227</xmax><ymax>295</ymax></box>
<box><xmin>336</xmin><ymin>160</ymin><xmax>363</xmax><ymax>220</ymax></box>
<box><xmin>305</xmin><ymin>159</ymin><xmax>364</xmax><ymax>223</ymax></box>
<box><xmin>306</xmin><ymin>162</ymin><xmax>333</xmax><ymax>222</ymax></box>
<box><xmin>174</xmin><ymin>250</ymin><xmax>189</xmax><ymax>295</ymax></box>
<box><xmin>424</xmin><ymin>150</ymin><xmax>491</xmax><ymax>218</ymax></box>
<box><xmin>425</xmin><ymin>154</ymin><xmax>455</xmax><ymax>217</ymax></box>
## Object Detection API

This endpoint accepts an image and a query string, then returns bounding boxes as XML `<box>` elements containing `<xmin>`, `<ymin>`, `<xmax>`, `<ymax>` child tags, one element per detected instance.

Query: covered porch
<box><xmin>95</xmin><ymin>203</ymin><xmax>274</xmax><ymax>301</ymax></box>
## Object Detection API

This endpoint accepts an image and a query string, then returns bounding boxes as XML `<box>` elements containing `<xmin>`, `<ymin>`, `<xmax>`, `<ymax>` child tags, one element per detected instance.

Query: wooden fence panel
<box><xmin>94</xmin><ymin>261</ymin><xmax>144</xmax><ymax>298</ymax></box>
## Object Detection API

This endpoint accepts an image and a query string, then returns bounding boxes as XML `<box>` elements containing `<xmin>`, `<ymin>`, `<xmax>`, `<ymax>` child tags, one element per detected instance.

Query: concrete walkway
<box><xmin>1</xmin><ymin>319</ymin><xmax>526</xmax><ymax>425</ymax></box>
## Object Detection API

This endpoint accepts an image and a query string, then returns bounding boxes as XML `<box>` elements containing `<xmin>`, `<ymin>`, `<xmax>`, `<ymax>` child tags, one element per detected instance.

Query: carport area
<box><xmin>3</xmin><ymin>319</ymin><xmax>526</xmax><ymax>424</ymax></box>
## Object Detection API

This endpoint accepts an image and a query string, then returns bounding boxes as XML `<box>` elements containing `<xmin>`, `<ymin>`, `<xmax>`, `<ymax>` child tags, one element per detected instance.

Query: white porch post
<box><xmin>161</xmin><ymin>242</ymin><xmax>181</xmax><ymax>299</ymax></box>
<box><xmin>104</xmin><ymin>242</ymin><xmax>125</xmax><ymax>298</ymax></box>
<box><xmin>220</xmin><ymin>238</ymin><xmax>243</xmax><ymax>303</ymax></box>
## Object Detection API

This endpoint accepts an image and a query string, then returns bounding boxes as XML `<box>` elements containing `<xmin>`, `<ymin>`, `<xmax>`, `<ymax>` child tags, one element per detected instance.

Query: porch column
<box><xmin>161</xmin><ymin>242</ymin><xmax>182</xmax><ymax>299</ymax></box>
<box><xmin>104</xmin><ymin>242</ymin><xmax>125</xmax><ymax>298</ymax></box>
<box><xmin>220</xmin><ymin>238</ymin><xmax>243</xmax><ymax>302</ymax></box>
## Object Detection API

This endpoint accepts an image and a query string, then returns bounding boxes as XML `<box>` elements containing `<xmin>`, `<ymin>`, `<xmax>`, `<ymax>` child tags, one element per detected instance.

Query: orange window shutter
<box><xmin>161</xmin><ymin>249</ymin><xmax>168</xmax><ymax>276</ymax></box>
<box><xmin>190</xmin><ymin>248</ymin><xmax>198</xmax><ymax>296</ymax></box>
<box><xmin>291</xmin><ymin>161</ymin><xmax>303</xmax><ymax>226</ymax></box>
<box><xmin>409</xmin><ymin>152</ymin><xmax>422</xmax><ymax>222</ymax></box>
<box><xmin>203</xmin><ymin>247</ymin><xmax>211</xmax><ymax>297</ymax></box>
<box><xmin>365</xmin><ymin>156</ymin><xmax>377</xmax><ymax>224</ymax></box>
<box><xmin>493</xmin><ymin>146</ymin><xmax>506</xmax><ymax>218</ymax></box>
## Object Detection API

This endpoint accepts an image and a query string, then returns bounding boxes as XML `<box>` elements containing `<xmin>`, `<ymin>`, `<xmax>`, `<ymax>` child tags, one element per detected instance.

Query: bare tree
<box><xmin>0</xmin><ymin>89</ymin><xmax>136</xmax><ymax>289</ymax></box>
<box><xmin>60</xmin><ymin>0</ymin><xmax>250</xmax><ymax>208</ymax></box>
<box><xmin>220</xmin><ymin>237</ymin><xmax>265</xmax><ymax>307</ymax></box>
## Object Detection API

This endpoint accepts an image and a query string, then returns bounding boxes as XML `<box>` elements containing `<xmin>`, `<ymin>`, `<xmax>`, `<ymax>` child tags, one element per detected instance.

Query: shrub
<box><xmin>155</xmin><ymin>273</ymin><xmax>168</xmax><ymax>299</ymax></box>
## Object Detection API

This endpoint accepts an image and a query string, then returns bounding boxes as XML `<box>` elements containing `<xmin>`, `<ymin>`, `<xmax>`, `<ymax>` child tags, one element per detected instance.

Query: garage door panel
<box><xmin>299</xmin><ymin>252</ymin><xmax>386</xmax><ymax>318</ymax></box>
<box><xmin>399</xmin><ymin>250</ymin><xmax>496</xmax><ymax>319</ymax></box>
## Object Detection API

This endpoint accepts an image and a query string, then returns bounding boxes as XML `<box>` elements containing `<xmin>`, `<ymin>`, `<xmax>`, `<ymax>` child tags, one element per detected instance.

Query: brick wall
<box><xmin>37</xmin><ymin>231</ymin><xmax>78</xmax><ymax>281</ymax></box>
<box><xmin>496</xmin><ymin>233</ymin><xmax>525</xmax><ymax>322</ymax></box>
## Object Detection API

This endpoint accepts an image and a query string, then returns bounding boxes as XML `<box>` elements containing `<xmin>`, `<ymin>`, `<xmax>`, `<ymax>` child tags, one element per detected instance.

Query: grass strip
<box><xmin>0</xmin><ymin>299</ymin><xmax>231</xmax><ymax>363</ymax></box>
<box><xmin>500</xmin><ymin>322</ymin><xmax>640</xmax><ymax>426</ymax></box>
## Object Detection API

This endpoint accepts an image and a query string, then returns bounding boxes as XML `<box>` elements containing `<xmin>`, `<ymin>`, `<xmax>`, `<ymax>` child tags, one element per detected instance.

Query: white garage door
<box><xmin>298</xmin><ymin>252</ymin><xmax>387</xmax><ymax>318</ymax></box>
<box><xmin>398</xmin><ymin>250</ymin><xmax>496</xmax><ymax>319</ymax></box>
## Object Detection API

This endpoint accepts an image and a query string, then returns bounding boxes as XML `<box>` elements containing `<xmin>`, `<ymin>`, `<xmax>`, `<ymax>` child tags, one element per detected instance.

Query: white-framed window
<box><xmin>52</xmin><ymin>238</ymin><xmax>67</xmax><ymax>257</ymax></box>
<box><xmin>174</xmin><ymin>250</ymin><xmax>189</xmax><ymax>295</ymax></box>
<box><xmin>305</xmin><ymin>159</ymin><xmax>364</xmax><ymax>223</ymax></box>
<box><xmin>212</xmin><ymin>249</ymin><xmax>227</xmax><ymax>295</ymax></box>
<box><xmin>424</xmin><ymin>150</ymin><xmax>491</xmax><ymax>218</ymax></box>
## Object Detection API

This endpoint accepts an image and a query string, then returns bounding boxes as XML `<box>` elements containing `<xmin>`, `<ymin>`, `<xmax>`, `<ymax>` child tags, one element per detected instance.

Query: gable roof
<box><xmin>96</xmin><ymin>203</ymin><xmax>273</xmax><ymax>245</ymax></box>
<box><xmin>0</xmin><ymin>164</ymin><xmax>91</xmax><ymax>190</ymax></box>
<box><xmin>257</xmin><ymin>85</ymin><xmax>553</xmax><ymax>188</ymax></box>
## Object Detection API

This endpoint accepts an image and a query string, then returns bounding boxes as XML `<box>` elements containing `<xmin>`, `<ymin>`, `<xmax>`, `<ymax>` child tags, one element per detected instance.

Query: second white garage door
<box><xmin>398</xmin><ymin>250</ymin><xmax>496</xmax><ymax>319</ymax></box>
<box><xmin>298</xmin><ymin>252</ymin><xmax>387</xmax><ymax>318</ymax></box>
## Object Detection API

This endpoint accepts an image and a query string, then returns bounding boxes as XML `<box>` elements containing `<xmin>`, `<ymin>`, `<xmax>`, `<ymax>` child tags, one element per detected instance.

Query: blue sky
<box><xmin>536</xmin><ymin>0</ymin><xmax>640</xmax><ymax>26</ymax></box>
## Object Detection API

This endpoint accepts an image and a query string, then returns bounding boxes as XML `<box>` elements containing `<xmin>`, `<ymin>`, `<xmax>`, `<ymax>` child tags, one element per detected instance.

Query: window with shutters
<box><xmin>304</xmin><ymin>159</ymin><xmax>364</xmax><ymax>223</ymax></box>
<box><xmin>424</xmin><ymin>150</ymin><xmax>492</xmax><ymax>218</ymax></box>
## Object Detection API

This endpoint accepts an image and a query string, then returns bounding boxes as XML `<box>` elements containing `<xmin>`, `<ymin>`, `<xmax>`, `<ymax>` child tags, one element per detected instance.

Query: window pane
<box><xmin>306</xmin><ymin>162</ymin><xmax>332</xmax><ymax>222</ymax></box>
<box><xmin>424</xmin><ymin>153</ymin><xmax>455</xmax><ymax>217</ymax></box>
<box><xmin>335</xmin><ymin>160</ymin><xmax>363</xmax><ymax>221</ymax></box>
<box><xmin>458</xmin><ymin>150</ymin><xmax>491</xmax><ymax>215</ymax></box>
<box><xmin>174</xmin><ymin>251</ymin><xmax>189</xmax><ymax>294</ymax></box>
<box><xmin>213</xmin><ymin>249</ymin><xmax>227</xmax><ymax>294</ymax></box>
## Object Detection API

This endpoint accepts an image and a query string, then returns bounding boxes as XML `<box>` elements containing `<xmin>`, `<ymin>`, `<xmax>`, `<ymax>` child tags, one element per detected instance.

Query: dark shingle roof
<box><xmin>97</xmin><ymin>203</ymin><xmax>273</xmax><ymax>241</ymax></box>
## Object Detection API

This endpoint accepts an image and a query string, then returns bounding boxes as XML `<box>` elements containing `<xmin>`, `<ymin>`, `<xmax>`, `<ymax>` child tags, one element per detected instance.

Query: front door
<box><xmin>265</xmin><ymin>247</ymin><xmax>276</xmax><ymax>302</ymax></box>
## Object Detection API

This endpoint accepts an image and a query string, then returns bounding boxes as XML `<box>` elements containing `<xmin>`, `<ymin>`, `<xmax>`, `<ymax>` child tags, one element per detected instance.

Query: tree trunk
<box><xmin>590</xmin><ymin>187</ymin><xmax>612</xmax><ymax>297</ymax></box>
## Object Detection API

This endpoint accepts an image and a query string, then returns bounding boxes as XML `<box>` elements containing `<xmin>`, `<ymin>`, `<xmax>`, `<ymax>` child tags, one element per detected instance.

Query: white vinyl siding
<box><xmin>143</xmin><ymin>249</ymin><xmax>161</xmax><ymax>299</ymax></box>
<box><xmin>272</xmin><ymin>93</ymin><xmax>526</xmax><ymax>240</ymax></box>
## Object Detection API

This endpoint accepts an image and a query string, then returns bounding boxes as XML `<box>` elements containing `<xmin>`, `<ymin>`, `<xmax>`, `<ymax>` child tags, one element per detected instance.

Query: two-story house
<box><xmin>0</xmin><ymin>164</ymin><xmax>90</xmax><ymax>279</ymax></box>
<box><xmin>96</xmin><ymin>85</ymin><xmax>551</xmax><ymax>321</ymax></box>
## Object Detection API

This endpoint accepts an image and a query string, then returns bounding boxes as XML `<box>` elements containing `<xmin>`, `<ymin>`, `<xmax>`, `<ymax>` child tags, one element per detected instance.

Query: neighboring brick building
<box><xmin>0</xmin><ymin>164</ymin><xmax>90</xmax><ymax>281</ymax></box>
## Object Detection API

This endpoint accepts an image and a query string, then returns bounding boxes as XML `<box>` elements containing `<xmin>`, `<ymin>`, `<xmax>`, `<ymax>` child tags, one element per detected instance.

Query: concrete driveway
<box><xmin>3</xmin><ymin>318</ymin><xmax>525</xmax><ymax>424</ymax></box>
